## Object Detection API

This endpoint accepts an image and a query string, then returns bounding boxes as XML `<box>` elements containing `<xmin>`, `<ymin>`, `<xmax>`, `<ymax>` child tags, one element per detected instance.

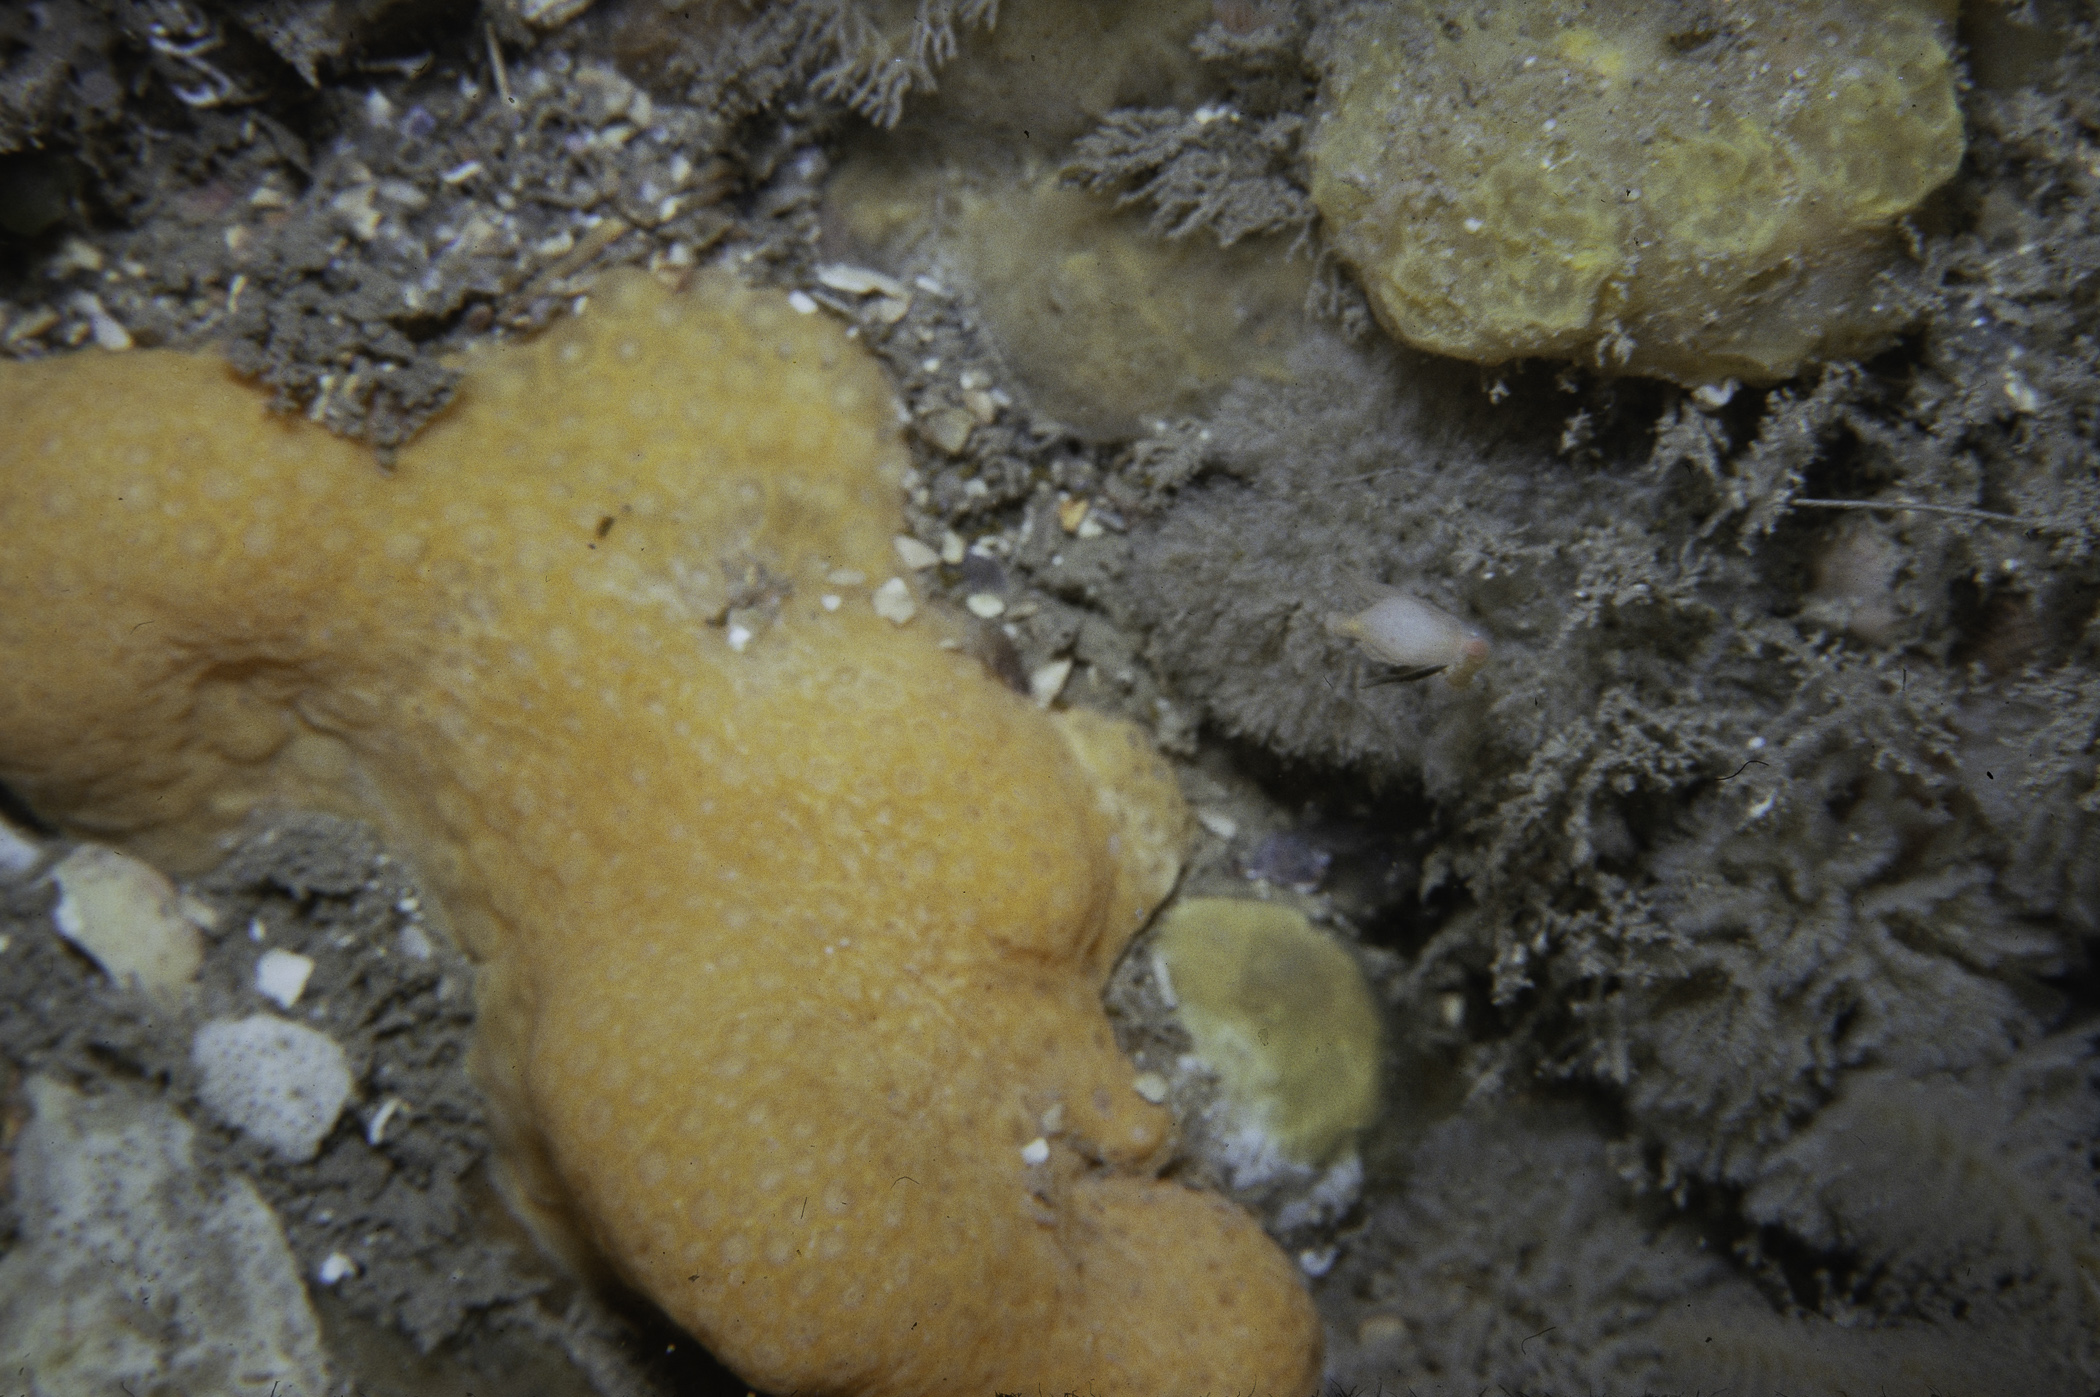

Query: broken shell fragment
<box><xmin>892</xmin><ymin>535</ymin><xmax>941</xmax><ymax>570</ymax></box>
<box><xmin>511</xmin><ymin>0</ymin><xmax>598</xmax><ymax>28</ymax></box>
<box><xmin>49</xmin><ymin>845</ymin><xmax>207</xmax><ymax>997</ymax></box>
<box><xmin>1029</xmin><ymin>658</ymin><xmax>1075</xmax><ymax>709</ymax></box>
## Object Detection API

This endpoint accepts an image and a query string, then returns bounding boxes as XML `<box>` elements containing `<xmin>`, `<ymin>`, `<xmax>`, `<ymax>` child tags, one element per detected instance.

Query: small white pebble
<box><xmin>1298</xmin><ymin>1246</ymin><xmax>1338</xmax><ymax>1277</ymax></box>
<box><xmin>965</xmin><ymin>593</ymin><xmax>1005</xmax><ymax>619</ymax></box>
<box><xmin>317</xmin><ymin>1253</ymin><xmax>359</xmax><ymax>1285</ymax></box>
<box><xmin>820</xmin><ymin>594</ymin><xmax>841</xmax><ymax>611</ymax></box>
<box><xmin>871</xmin><ymin>577</ymin><xmax>917</xmax><ymax>626</ymax></box>
<box><xmin>892</xmin><ymin>535</ymin><xmax>940</xmax><ymax>570</ymax></box>
<box><xmin>1020</xmin><ymin>1137</ymin><xmax>1050</xmax><ymax>1165</ymax></box>
<box><xmin>940</xmin><ymin>530</ymin><xmax>966</xmax><ymax>565</ymax></box>
<box><xmin>726</xmin><ymin>623</ymin><xmax>753</xmax><ymax>652</ymax></box>
<box><xmin>254</xmin><ymin>948</ymin><xmax>316</xmax><ymax>1009</ymax></box>
<box><xmin>396</xmin><ymin>923</ymin><xmax>433</xmax><ymax>960</ymax></box>
<box><xmin>1131</xmin><ymin>1072</ymin><xmax>1169</xmax><ymax>1104</ymax></box>
<box><xmin>1746</xmin><ymin>735</ymin><xmax>1766</xmax><ymax>750</ymax></box>
<box><xmin>1075</xmin><ymin>516</ymin><xmax>1105</xmax><ymax>540</ymax></box>
<box><xmin>786</xmin><ymin>290</ymin><xmax>818</xmax><ymax>314</ymax></box>
<box><xmin>1195</xmin><ymin>809</ymin><xmax>1239</xmax><ymax>841</ymax></box>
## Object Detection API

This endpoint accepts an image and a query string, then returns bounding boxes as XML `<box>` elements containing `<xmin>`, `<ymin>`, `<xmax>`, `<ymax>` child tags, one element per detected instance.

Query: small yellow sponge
<box><xmin>1310</xmin><ymin>0</ymin><xmax>1964</xmax><ymax>383</ymax></box>
<box><xmin>1153</xmin><ymin>898</ymin><xmax>1384</xmax><ymax>1169</ymax></box>
<box><xmin>0</xmin><ymin>270</ymin><xmax>1321</xmax><ymax>1394</ymax></box>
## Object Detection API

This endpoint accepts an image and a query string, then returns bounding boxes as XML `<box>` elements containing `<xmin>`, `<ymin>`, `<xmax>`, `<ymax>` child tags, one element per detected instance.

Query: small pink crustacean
<box><xmin>1324</xmin><ymin>585</ymin><xmax>1491</xmax><ymax>688</ymax></box>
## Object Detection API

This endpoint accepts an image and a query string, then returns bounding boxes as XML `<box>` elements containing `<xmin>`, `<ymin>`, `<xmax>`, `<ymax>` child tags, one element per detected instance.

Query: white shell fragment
<box><xmin>191</xmin><ymin>1014</ymin><xmax>354</xmax><ymax>1162</ymax></box>
<box><xmin>49</xmin><ymin>845</ymin><xmax>207</xmax><ymax>997</ymax></box>
<box><xmin>1020</xmin><ymin>1137</ymin><xmax>1051</xmax><ymax>1165</ymax></box>
<box><xmin>255</xmin><ymin>948</ymin><xmax>316</xmax><ymax>1009</ymax></box>
<box><xmin>1325</xmin><ymin>591</ymin><xmax>1490</xmax><ymax>687</ymax></box>
<box><xmin>817</xmin><ymin>264</ymin><xmax>910</xmax><ymax>300</ymax></box>
<box><xmin>511</xmin><ymin>0</ymin><xmax>599</xmax><ymax>26</ymax></box>
<box><xmin>1028</xmin><ymin>658</ymin><xmax>1074</xmax><ymax>709</ymax></box>
<box><xmin>365</xmin><ymin>1096</ymin><xmax>406</xmax><ymax>1147</ymax></box>
<box><xmin>892</xmin><ymin>535</ymin><xmax>941</xmax><ymax>570</ymax></box>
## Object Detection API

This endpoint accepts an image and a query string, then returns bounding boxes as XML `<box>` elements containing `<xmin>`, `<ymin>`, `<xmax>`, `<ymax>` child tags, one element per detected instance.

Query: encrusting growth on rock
<box><xmin>1151</xmin><ymin>898</ymin><xmax>1384</xmax><ymax>1172</ymax></box>
<box><xmin>0</xmin><ymin>269</ymin><xmax>1321</xmax><ymax>1394</ymax></box>
<box><xmin>1309</xmin><ymin>0</ymin><xmax>1966</xmax><ymax>383</ymax></box>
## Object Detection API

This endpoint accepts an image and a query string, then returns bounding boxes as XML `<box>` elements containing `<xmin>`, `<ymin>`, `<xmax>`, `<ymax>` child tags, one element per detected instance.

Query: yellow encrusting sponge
<box><xmin>1153</xmin><ymin>898</ymin><xmax>1384</xmax><ymax>1172</ymax></box>
<box><xmin>1310</xmin><ymin>0</ymin><xmax>1964</xmax><ymax>384</ymax></box>
<box><xmin>0</xmin><ymin>269</ymin><xmax>1322</xmax><ymax>1395</ymax></box>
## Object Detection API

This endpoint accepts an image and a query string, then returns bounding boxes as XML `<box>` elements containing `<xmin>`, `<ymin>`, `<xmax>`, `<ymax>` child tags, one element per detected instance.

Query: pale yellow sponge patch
<box><xmin>0</xmin><ymin>270</ymin><xmax>1321</xmax><ymax>1394</ymax></box>
<box><xmin>1310</xmin><ymin>0</ymin><xmax>1965</xmax><ymax>384</ymax></box>
<box><xmin>1153</xmin><ymin>898</ymin><xmax>1384</xmax><ymax>1168</ymax></box>
<box><xmin>828</xmin><ymin>162</ymin><xmax>1311</xmax><ymax>440</ymax></box>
